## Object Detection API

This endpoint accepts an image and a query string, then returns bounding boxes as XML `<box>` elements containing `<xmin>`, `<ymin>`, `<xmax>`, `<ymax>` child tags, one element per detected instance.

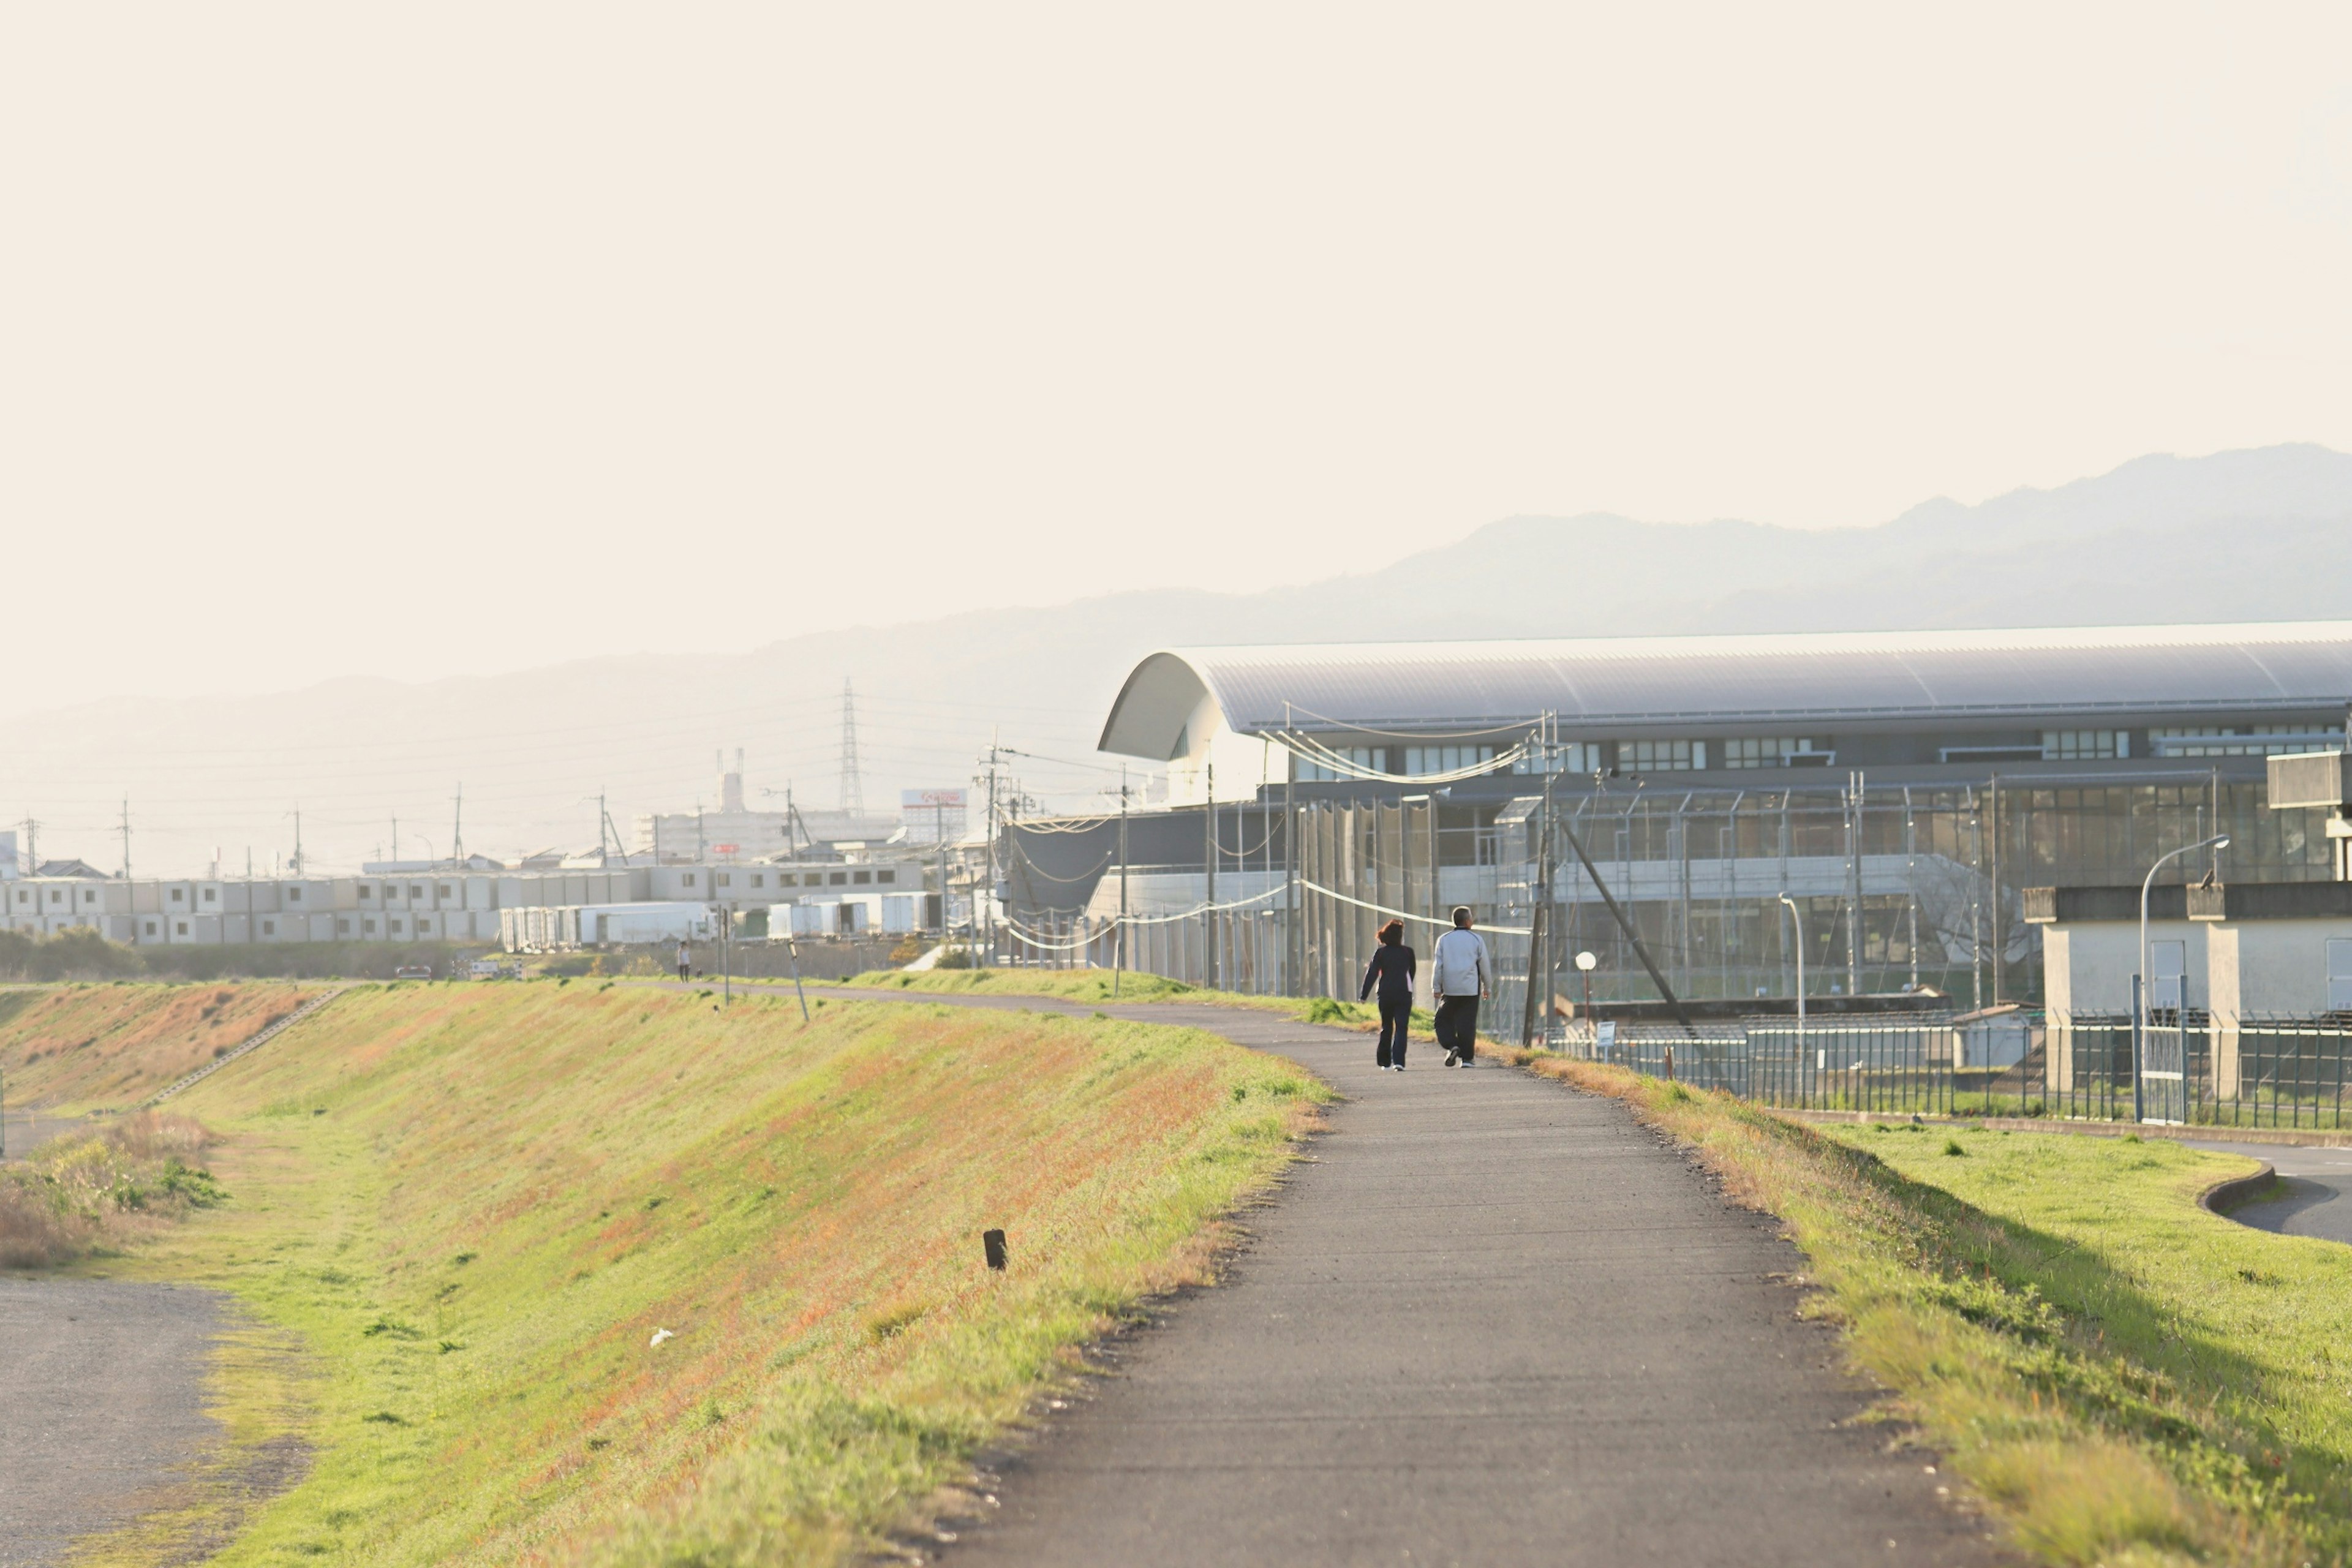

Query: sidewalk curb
<box><xmin>2198</xmin><ymin>1163</ymin><xmax>2278</xmax><ymax>1215</ymax></box>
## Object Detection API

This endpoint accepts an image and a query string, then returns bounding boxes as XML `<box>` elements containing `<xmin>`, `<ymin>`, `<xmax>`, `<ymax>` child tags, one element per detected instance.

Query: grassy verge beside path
<box><xmin>837</xmin><ymin>967</ymin><xmax>1303</xmax><ymax>1012</ymax></box>
<box><xmin>834</xmin><ymin>968</ymin><xmax>1479</xmax><ymax>1039</ymax></box>
<box><xmin>46</xmin><ymin>983</ymin><xmax>1324</xmax><ymax>1565</ymax></box>
<box><xmin>1517</xmin><ymin>1052</ymin><xmax>2352</xmax><ymax>1566</ymax></box>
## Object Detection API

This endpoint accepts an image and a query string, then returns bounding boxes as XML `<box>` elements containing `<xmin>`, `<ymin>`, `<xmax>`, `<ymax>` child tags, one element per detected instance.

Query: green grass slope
<box><xmin>0</xmin><ymin>981</ymin><xmax>317</xmax><ymax>1112</ymax></box>
<box><xmin>70</xmin><ymin>982</ymin><xmax>1317</xmax><ymax>1566</ymax></box>
<box><xmin>838</xmin><ymin>970</ymin><xmax>1479</xmax><ymax>1043</ymax></box>
<box><xmin>838</xmin><ymin>967</ymin><xmax>1284</xmax><ymax>1008</ymax></box>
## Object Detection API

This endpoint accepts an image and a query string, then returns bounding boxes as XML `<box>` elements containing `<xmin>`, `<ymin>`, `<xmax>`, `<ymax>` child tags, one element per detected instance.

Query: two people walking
<box><xmin>1358</xmin><ymin>906</ymin><xmax>1491</xmax><ymax>1070</ymax></box>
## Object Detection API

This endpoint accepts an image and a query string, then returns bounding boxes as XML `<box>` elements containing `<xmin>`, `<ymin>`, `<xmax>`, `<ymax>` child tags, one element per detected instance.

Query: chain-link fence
<box><xmin>1551</xmin><ymin>1009</ymin><xmax>2352</xmax><ymax>1128</ymax></box>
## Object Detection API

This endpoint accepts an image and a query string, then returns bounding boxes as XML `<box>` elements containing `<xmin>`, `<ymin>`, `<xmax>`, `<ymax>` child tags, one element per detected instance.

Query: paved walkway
<box><xmin>2187</xmin><ymin>1137</ymin><xmax>2352</xmax><ymax>1246</ymax></box>
<box><xmin>802</xmin><ymin>989</ymin><xmax>1997</xmax><ymax>1566</ymax></box>
<box><xmin>1</xmin><ymin>1110</ymin><xmax>91</xmax><ymax>1162</ymax></box>
<box><xmin>0</xmin><ymin>1280</ymin><xmax>223</xmax><ymax>1567</ymax></box>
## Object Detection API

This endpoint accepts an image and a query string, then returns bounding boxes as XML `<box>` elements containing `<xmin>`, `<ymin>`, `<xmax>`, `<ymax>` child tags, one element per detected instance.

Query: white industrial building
<box><xmin>1</xmin><ymin>856</ymin><xmax>929</xmax><ymax>951</ymax></box>
<box><xmin>631</xmin><ymin>753</ymin><xmax>907</xmax><ymax>862</ymax></box>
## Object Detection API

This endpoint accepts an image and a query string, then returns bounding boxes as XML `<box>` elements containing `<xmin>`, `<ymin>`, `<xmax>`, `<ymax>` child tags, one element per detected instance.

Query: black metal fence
<box><xmin>1555</xmin><ymin>1011</ymin><xmax>2352</xmax><ymax>1129</ymax></box>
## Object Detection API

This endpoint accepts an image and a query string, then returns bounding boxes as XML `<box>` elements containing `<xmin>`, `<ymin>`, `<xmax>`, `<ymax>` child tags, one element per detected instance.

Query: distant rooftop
<box><xmin>1100</xmin><ymin>621</ymin><xmax>2352</xmax><ymax>758</ymax></box>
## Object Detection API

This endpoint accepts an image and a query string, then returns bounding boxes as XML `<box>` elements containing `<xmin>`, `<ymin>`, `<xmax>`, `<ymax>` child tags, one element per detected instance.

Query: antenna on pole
<box><xmin>839</xmin><ymin>679</ymin><xmax>865</xmax><ymax>815</ymax></box>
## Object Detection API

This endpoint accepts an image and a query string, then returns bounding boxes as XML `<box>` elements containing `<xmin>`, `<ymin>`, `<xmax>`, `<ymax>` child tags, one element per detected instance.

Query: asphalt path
<box><xmin>0</xmin><ymin>1280</ymin><xmax>224</xmax><ymax>1567</ymax></box>
<box><xmin>785</xmin><ymin>987</ymin><xmax>1997</xmax><ymax>1566</ymax></box>
<box><xmin>1</xmin><ymin>1109</ymin><xmax>91</xmax><ymax>1161</ymax></box>
<box><xmin>2185</xmin><ymin>1137</ymin><xmax>2352</xmax><ymax>1246</ymax></box>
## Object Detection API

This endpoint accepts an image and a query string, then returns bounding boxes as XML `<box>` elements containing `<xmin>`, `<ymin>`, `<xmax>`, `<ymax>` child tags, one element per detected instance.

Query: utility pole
<box><xmin>19</xmin><ymin>817</ymin><xmax>36</xmax><ymax>876</ymax></box>
<box><xmin>452</xmin><ymin>783</ymin><xmax>465</xmax><ymax>865</ymax></box>
<box><xmin>602</xmin><ymin>799</ymin><xmax>630</xmax><ymax>869</ymax></box>
<box><xmin>1116</xmin><ymin>766</ymin><xmax>1130</xmax><ymax>997</ymax></box>
<box><xmin>1969</xmin><ymin>789</ymin><xmax>1985</xmax><ymax>1011</ymax></box>
<box><xmin>392</xmin><ymin>813</ymin><xmax>400</xmax><ymax>865</ymax></box>
<box><xmin>119</xmin><ymin>797</ymin><xmax>132</xmax><ymax>883</ymax></box>
<box><xmin>984</xmin><ymin>735</ymin><xmax>1003</xmax><ymax>965</ymax></box>
<box><xmin>292</xmin><ymin>807</ymin><xmax>304</xmax><ymax>876</ymax></box>
<box><xmin>1289</xmin><ymin>719</ymin><xmax>1308</xmax><ymax>1001</ymax></box>
<box><xmin>1532</xmin><ymin>714</ymin><xmax>1558</xmax><ymax>1046</ymax></box>
<box><xmin>1904</xmin><ymin>789</ymin><xmax>1920</xmax><ymax>993</ymax></box>
<box><xmin>1845</xmin><ymin>770</ymin><xmax>1864</xmax><ymax>1000</ymax></box>
<box><xmin>1988</xmin><ymin>775</ymin><xmax>2003</xmax><ymax>1006</ymax></box>
<box><xmin>1204</xmin><ymin>760</ymin><xmax>1217</xmax><ymax>989</ymax></box>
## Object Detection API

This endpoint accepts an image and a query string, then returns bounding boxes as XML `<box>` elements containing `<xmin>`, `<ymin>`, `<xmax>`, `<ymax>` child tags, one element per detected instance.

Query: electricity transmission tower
<box><xmin>838</xmin><ymin>679</ymin><xmax>865</xmax><ymax>815</ymax></box>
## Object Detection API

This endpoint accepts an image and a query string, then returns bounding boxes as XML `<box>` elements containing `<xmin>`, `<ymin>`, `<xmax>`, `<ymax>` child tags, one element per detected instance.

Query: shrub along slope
<box><xmin>74</xmin><ymin>982</ymin><xmax>1319</xmax><ymax>1566</ymax></box>
<box><xmin>0</xmin><ymin>1110</ymin><xmax>222</xmax><ymax>1266</ymax></box>
<box><xmin>1521</xmin><ymin>1053</ymin><xmax>2352</xmax><ymax>1567</ymax></box>
<box><xmin>0</xmin><ymin>981</ymin><xmax>315</xmax><ymax>1111</ymax></box>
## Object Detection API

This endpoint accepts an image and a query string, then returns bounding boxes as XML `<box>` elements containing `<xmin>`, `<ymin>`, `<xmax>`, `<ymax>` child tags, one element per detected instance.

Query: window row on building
<box><xmin>1289</xmin><ymin>725</ymin><xmax>2346</xmax><ymax>782</ymax></box>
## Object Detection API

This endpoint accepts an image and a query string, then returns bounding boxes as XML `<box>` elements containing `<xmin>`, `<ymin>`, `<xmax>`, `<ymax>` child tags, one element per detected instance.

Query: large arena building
<box><xmin>1028</xmin><ymin>622</ymin><xmax>2352</xmax><ymax>1009</ymax></box>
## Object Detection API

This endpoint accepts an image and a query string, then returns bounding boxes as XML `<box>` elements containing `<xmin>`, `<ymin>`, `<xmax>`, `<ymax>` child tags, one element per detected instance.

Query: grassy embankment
<box><xmin>0</xmin><ymin>928</ymin><xmax>480</xmax><ymax>982</ymax></box>
<box><xmin>840</xmin><ymin>967</ymin><xmax>1292</xmax><ymax>1009</ymax></box>
<box><xmin>837</xmin><ymin>967</ymin><xmax>1454</xmax><ymax>1035</ymax></box>
<box><xmin>0</xmin><ymin>980</ymin><xmax>317</xmax><ymax>1111</ymax></box>
<box><xmin>43</xmin><ymin>981</ymin><xmax>1322</xmax><ymax>1566</ymax></box>
<box><xmin>1518</xmin><ymin>1051</ymin><xmax>2351</xmax><ymax>1567</ymax></box>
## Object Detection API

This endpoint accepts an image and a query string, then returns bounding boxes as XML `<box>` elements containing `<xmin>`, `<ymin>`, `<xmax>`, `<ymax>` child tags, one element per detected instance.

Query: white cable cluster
<box><xmin>1273</xmin><ymin>729</ymin><xmax>1536</xmax><ymax>784</ymax></box>
<box><xmin>1294</xmin><ymin>879</ymin><xmax>1534</xmax><ymax>937</ymax></box>
<box><xmin>997</xmin><ymin>880</ymin><xmax>1292</xmax><ymax>952</ymax></box>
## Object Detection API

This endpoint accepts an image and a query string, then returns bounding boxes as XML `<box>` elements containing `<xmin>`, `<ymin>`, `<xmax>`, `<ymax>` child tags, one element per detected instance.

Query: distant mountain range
<box><xmin>15</xmin><ymin>443</ymin><xmax>2352</xmax><ymax>875</ymax></box>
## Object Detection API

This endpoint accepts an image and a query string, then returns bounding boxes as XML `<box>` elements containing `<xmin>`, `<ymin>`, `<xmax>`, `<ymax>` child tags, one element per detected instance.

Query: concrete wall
<box><xmin>2042</xmin><ymin>919</ymin><xmax>2207</xmax><ymax>1016</ymax></box>
<box><xmin>2206</xmin><ymin>918</ymin><xmax>2352</xmax><ymax>1017</ymax></box>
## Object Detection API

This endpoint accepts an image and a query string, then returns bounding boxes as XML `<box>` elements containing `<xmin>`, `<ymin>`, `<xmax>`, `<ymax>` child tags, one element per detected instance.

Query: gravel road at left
<box><xmin>0</xmin><ymin>1278</ymin><xmax>223</xmax><ymax>1567</ymax></box>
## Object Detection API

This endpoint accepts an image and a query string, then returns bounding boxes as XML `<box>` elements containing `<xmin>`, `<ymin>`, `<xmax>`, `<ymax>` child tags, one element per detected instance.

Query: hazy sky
<box><xmin>8</xmin><ymin>2</ymin><xmax>2352</xmax><ymax>717</ymax></box>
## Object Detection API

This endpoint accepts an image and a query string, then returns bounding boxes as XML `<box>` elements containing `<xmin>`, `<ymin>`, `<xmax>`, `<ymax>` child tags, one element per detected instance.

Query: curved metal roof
<box><xmin>1097</xmin><ymin>622</ymin><xmax>2352</xmax><ymax>760</ymax></box>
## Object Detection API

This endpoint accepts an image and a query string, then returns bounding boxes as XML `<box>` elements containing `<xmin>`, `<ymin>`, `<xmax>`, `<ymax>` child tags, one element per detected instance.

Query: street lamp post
<box><xmin>2137</xmin><ymin>833</ymin><xmax>2229</xmax><ymax>1123</ymax></box>
<box><xmin>1574</xmin><ymin>950</ymin><xmax>1599</xmax><ymax>1059</ymax></box>
<box><xmin>1778</xmin><ymin>893</ymin><xmax>1807</xmax><ymax>1067</ymax></box>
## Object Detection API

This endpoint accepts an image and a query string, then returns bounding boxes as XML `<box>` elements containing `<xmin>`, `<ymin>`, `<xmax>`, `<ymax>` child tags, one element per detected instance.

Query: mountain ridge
<box><xmin>13</xmin><ymin>442</ymin><xmax>2351</xmax><ymax>872</ymax></box>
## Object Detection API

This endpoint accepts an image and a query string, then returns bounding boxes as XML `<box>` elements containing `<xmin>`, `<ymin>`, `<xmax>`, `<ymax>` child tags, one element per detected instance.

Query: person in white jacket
<box><xmin>1430</xmin><ymin>906</ymin><xmax>1491</xmax><ymax>1066</ymax></box>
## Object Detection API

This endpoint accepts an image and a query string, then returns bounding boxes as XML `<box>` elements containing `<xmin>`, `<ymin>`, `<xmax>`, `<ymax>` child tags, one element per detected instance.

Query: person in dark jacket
<box><xmin>1359</xmin><ymin>920</ymin><xmax>1417</xmax><ymax>1071</ymax></box>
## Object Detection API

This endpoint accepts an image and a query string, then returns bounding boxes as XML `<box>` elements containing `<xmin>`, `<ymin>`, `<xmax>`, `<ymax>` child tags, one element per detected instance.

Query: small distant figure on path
<box><xmin>1358</xmin><ymin>919</ymin><xmax>1417</xmax><ymax>1071</ymax></box>
<box><xmin>1431</xmin><ymin>906</ymin><xmax>1491</xmax><ymax>1067</ymax></box>
<box><xmin>676</xmin><ymin>940</ymin><xmax>692</xmax><ymax>982</ymax></box>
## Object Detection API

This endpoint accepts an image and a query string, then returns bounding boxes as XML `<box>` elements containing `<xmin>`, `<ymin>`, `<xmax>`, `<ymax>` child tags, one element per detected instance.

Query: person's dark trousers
<box><xmin>1376</xmin><ymin>994</ymin><xmax>1411</xmax><ymax>1067</ymax></box>
<box><xmin>1435</xmin><ymin>995</ymin><xmax>1479</xmax><ymax>1063</ymax></box>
